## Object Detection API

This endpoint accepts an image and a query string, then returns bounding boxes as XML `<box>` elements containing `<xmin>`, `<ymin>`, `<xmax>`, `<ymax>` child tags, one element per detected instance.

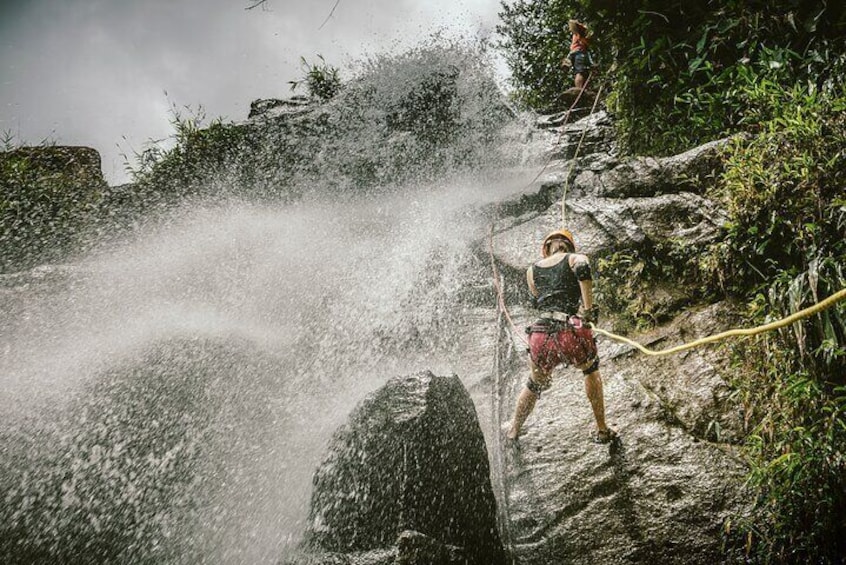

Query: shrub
<box><xmin>703</xmin><ymin>80</ymin><xmax>846</xmax><ymax>563</ymax></box>
<box><xmin>288</xmin><ymin>55</ymin><xmax>341</xmax><ymax>101</ymax></box>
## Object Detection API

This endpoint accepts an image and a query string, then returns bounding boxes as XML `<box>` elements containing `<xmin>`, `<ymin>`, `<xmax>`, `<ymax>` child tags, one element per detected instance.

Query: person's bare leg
<box><xmin>583</xmin><ymin>369</ymin><xmax>609</xmax><ymax>432</ymax></box>
<box><xmin>507</xmin><ymin>387</ymin><xmax>538</xmax><ymax>440</ymax></box>
<box><xmin>507</xmin><ymin>363</ymin><xmax>549</xmax><ymax>440</ymax></box>
<box><xmin>575</xmin><ymin>72</ymin><xmax>585</xmax><ymax>90</ymax></box>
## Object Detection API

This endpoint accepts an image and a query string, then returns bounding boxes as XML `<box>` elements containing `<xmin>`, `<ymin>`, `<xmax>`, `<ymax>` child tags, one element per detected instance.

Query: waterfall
<box><xmin>0</xmin><ymin>43</ymin><xmax>534</xmax><ymax>564</ymax></box>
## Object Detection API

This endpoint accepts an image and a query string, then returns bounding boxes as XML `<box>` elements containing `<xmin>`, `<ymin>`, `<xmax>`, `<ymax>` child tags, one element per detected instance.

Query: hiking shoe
<box><xmin>592</xmin><ymin>428</ymin><xmax>618</xmax><ymax>444</ymax></box>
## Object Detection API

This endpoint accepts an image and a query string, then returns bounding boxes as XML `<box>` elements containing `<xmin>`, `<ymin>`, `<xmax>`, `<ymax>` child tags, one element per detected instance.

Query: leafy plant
<box><xmin>725</xmin><ymin>258</ymin><xmax>846</xmax><ymax>563</ymax></box>
<box><xmin>594</xmin><ymin>242</ymin><xmax>703</xmax><ymax>333</ymax></box>
<box><xmin>288</xmin><ymin>55</ymin><xmax>342</xmax><ymax>101</ymax></box>
<box><xmin>701</xmin><ymin>77</ymin><xmax>846</xmax><ymax>562</ymax></box>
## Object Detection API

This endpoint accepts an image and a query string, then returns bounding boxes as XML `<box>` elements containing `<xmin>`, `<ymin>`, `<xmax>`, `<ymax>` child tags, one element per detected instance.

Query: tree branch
<box><xmin>318</xmin><ymin>0</ymin><xmax>341</xmax><ymax>30</ymax></box>
<box><xmin>245</xmin><ymin>0</ymin><xmax>268</xmax><ymax>10</ymax></box>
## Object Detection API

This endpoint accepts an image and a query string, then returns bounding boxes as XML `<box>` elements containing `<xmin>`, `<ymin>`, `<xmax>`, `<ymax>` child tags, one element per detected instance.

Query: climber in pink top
<box><xmin>563</xmin><ymin>19</ymin><xmax>594</xmax><ymax>90</ymax></box>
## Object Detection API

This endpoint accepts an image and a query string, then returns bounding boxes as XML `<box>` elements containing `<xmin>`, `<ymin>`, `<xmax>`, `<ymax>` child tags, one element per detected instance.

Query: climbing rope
<box><xmin>488</xmin><ymin>225</ymin><xmax>529</xmax><ymax>348</ymax></box>
<box><xmin>590</xmin><ymin>287</ymin><xmax>846</xmax><ymax>356</ymax></box>
<box><xmin>561</xmin><ymin>81</ymin><xmax>604</xmax><ymax>226</ymax></box>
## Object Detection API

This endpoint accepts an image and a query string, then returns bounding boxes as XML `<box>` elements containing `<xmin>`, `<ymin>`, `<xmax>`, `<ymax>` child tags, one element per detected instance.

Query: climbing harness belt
<box><xmin>487</xmin><ymin>75</ymin><xmax>846</xmax><ymax>357</ymax></box>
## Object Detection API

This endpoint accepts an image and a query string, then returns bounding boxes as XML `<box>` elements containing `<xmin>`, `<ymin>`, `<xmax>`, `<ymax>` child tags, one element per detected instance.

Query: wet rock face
<box><xmin>493</xmin><ymin>190</ymin><xmax>727</xmax><ymax>270</ymax></box>
<box><xmin>297</xmin><ymin>371</ymin><xmax>507</xmax><ymax>565</ymax></box>
<box><xmin>488</xmin><ymin>110</ymin><xmax>751</xmax><ymax>564</ymax></box>
<box><xmin>491</xmin><ymin>116</ymin><xmax>730</xmax><ymax>270</ymax></box>
<box><xmin>572</xmin><ymin>138</ymin><xmax>728</xmax><ymax>199</ymax></box>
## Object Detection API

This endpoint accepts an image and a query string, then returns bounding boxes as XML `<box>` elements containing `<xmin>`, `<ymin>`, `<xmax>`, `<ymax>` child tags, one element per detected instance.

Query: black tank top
<box><xmin>533</xmin><ymin>254</ymin><xmax>581</xmax><ymax>314</ymax></box>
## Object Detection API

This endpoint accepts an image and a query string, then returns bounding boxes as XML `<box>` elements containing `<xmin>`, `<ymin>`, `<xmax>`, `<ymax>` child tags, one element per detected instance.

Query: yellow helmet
<box><xmin>541</xmin><ymin>229</ymin><xmax>576</xmax><ymax>257</ymax></box>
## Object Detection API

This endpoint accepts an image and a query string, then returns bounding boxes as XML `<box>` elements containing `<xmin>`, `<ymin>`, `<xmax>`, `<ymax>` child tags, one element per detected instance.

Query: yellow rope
<box><xmin>590</xmin><ymin>287</ymin><xmax>846</xmax><ymax>356</ymax></box>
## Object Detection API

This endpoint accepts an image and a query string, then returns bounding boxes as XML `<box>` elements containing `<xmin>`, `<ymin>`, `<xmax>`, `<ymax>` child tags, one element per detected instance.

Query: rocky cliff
<box><xmin>0</xmin><ymin>145</ymin><xmax>107</xmax><ymax>270</ymax></box>
<box><xmin>486</xmin><ymin>110</ymin><xmax>751</xmax><ymax>563</ymax></box>
<box><xmin>286</xmin><ymin>108</ymin><xmax>752</xmax><ymax>564</ymax></box>
<box><xmin>0</xmin><ymin>89</ymin><xmax>754</xmax><ymax>564</ymax></box>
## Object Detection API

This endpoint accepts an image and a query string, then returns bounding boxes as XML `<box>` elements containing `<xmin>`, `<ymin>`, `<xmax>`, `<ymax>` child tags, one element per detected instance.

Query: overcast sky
<box><xmin>0</xmin><ymin>0</ymin><xmax>506</xmax><ymax>185</ymax></box>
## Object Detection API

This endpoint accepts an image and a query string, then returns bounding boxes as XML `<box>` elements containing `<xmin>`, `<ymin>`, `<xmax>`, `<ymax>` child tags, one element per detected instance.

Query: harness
<box><xmin>525</xmin><ymin>312</ymin><xmax>600</xmax><ymax>378</ymax></box>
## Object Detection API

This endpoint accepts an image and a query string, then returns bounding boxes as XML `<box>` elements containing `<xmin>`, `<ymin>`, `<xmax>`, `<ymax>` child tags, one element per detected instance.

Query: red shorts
<box><xmin>528</xmin><ymin>316</ymin><xmax>598</xmax><ymax>373</ymax></box>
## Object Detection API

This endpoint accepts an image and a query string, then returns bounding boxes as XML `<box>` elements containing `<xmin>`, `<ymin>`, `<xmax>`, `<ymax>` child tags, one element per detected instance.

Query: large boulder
<box><xmin>294</xmin><ymin>372</ymin><xmax>507</xmax><ymax>565</ymax></box>
<box><xmin>0</xmin><ymin>145</ymin><xmax>107</xmax><ymax>271</ymax></box>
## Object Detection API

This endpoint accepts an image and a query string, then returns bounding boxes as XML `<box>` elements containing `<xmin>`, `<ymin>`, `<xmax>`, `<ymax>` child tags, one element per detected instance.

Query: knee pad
<box><xmin>582</xmin><ymin>356</ymin><xmax>600</xmax><ymax>375</ymax></box>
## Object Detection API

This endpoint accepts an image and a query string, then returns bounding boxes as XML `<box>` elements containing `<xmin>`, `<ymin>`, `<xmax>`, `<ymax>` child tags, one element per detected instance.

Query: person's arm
<box><xmin>578</xmin><ymin>278</ymin><xmax>593</xmax><ymax>310</ymax></box>
<box><xmin>569</xmin><ymin>254</ymin><xmax>598</xmax><ymax>322</ymax></box>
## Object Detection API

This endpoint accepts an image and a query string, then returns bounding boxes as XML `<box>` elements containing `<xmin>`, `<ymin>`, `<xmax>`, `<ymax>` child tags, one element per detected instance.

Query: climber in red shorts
<box><xmin>505</xmin><ymin>229</ymin><xmax>617</xmax><ymax>444</ymax></box>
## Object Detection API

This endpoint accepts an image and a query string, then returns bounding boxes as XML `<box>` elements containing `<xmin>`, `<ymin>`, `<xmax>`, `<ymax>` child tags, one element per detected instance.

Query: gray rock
<box><xmin>572</xmin><ymin>138</ymin><xmax>729</xmax><ymax>198</ymax></box>
<box><xmin>248</xmin><ymin>96</ymin><xmax>312</xmax><ymax>119</ymax></box>
<box><xmin>492</xmin><ymin>192</ymin><xmax>727</xmax><ymax>269</ymax></box>
<box><xmin>0</xmin><ymin>145</ymin><xmax>107</xmax><ymax>188</ymax></box>
<box><xmin>298</xmin><ymin>372</ymin><xmax>507</xmax><ymax>565</ymax></box>
<box><xmin>614</xmin><ymin>302</ymin><xmax>745</xmax><ymax>443</ymax></box>
<box><xmin>395</xmin><ymin>530</ymin><xmax>465</xmax><ymax>564</ymax></box>
<box><xmin>537</xmin><ymin>110</ymin><xmax>617</xmax><ymax>161</ymax></box>
<box><xmin>279</xmin><ymin>548</ymin><xmax>396</xmax><ymax>565</ymax></box>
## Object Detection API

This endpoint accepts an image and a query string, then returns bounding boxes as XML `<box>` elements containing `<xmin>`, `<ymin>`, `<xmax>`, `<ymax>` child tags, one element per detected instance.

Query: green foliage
<box><xmin>700</xmin><ymin>79</ymin><xmax>846</xmax><ymax>562</ymax></box>
<box><xmin>594</xmin><ymin>242</ymin><xmax>702</xmax><ymax>333</ymax></box>
<box><xmin>726</xmin><ymin>258</ymin><xmax>846</xmax><ymax>563</ymax></box>
<box><xmin>288</xmin><ymin>55</ymin><xmax>341</xmax><ymax>101</ymax></box>
<box><xmin>705</xmin><ymin>84</ymin><xmax>846</xmax><ymax>294</ymax></box>
<box><xmin>118</xmin><ymin>102</ymin><xmax>257</xmax><ymax>219</ymax></box>
<box><xmin>497</xmin><ymin>0</ymin><xmax>846</xmax><ymax>154</ymax></box>
<box><xmin>496</xmin><ymin>0</ymin><xmax>602</xmax><ymax>112</ymax></box>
